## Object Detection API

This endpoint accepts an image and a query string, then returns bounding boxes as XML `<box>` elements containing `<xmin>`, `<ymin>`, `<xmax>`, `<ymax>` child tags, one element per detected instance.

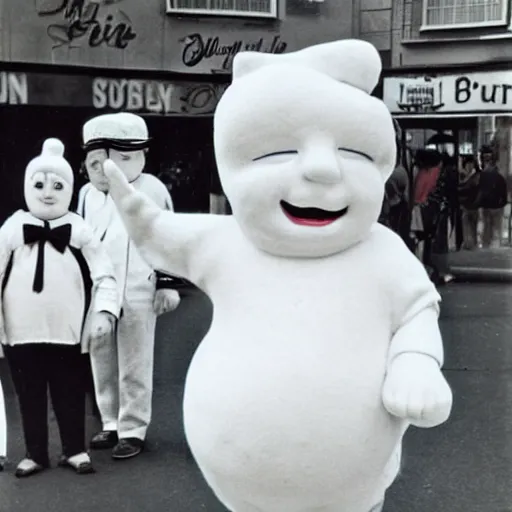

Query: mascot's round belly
<box><xmin>183</xmin><ymin>320</ymin><xmax>405</xmax><ymax>511</ymax></box>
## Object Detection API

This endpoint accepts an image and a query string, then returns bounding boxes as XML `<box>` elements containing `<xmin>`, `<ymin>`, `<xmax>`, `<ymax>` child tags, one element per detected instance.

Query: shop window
<box><xmin>421</xmin><ymin>0</ymin><xmax>509</xmax><ymax>30</ymax></box>
<box><xmin>166</xmin><ymin>0</ymin><xmax>278</xmax><ymax>18</ymax></box>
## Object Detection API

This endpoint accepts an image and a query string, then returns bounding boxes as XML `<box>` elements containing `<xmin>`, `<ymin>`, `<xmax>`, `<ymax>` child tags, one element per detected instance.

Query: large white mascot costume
<box><xmin>102</xmin><ymin>40</ymin><xmax>453</xmax><ymax>511</ymax></box>
<box><xmin>78</xmin><ymin>113</ymin><xmax>180</xmax><ymax>460</ymax></box>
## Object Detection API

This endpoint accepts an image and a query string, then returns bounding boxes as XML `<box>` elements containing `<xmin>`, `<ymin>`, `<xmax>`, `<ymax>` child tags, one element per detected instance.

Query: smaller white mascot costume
<box><xmin>0</xmin><ymin>138</ymin><xmax>118</xmax><ymax>477</ymax></box>
<box><xmin>102</xmin><ymin>40</ymin><xmax>453</xmax><ymax>511</ymax></box>
<box><xmin>78</xmin><ymin>112</ymin><xmax>180</xmax><ymax>459</ymax></box>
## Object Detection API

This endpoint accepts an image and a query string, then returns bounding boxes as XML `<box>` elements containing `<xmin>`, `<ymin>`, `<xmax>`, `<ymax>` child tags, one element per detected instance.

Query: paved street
<box><xmin>0</xmin><ymin>281</ymin><xmax>511</xmax><ymax>512</ymax></box>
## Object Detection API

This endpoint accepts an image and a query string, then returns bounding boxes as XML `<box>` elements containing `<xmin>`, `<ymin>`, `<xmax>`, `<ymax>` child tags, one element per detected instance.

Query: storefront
<box><xmin>382</xmin><ymin>65</ymin><xmax>512</xmax><ymax>161</ymax></box>
<box><xmin>0</xmin><ymin>67</ymin><xmax>231</xmax><ymax>221</ymax></box>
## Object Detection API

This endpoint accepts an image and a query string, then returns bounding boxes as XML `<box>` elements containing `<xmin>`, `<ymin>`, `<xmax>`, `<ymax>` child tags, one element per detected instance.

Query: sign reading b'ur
<box><xmin>383</xmin><ymin>70</ymin><xmax>512</xmax><ymax>116</ymax></box>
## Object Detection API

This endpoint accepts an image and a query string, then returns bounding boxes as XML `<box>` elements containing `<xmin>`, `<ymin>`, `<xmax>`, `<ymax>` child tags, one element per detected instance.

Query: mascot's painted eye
<box><xmin>253</xmin><ymin>150</ymin><xmax>298</xmax><ymax>162</ymax></box>
<box><xmin>338</xmin><ymin>147</ymin><xmax>374</xmax><ymax>162</ymax></box>
<box><xmin>34</xmin><ymin>181</ymin><xmax>44</xmax><ymax>189</ymax></box>
<box><xmin>54</xmin><ymin>182</ymin><xmax>64</xmax><ymax>190</ymax></box>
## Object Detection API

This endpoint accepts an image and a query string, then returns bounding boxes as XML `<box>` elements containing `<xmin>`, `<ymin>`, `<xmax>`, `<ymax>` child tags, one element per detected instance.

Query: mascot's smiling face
<box><xmin>214</xmin><ymin>40</ymin><xmax>396</xmax><ymax>258</ymax></box>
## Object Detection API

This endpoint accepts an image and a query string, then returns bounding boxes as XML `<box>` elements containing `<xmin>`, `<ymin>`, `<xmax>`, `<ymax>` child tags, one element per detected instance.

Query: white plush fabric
<box><xmin>83</xmin><ymin>113</ymin><xmax>149</xmax><ymax>144</ymax></box>
<box><xmin>102</xmin><ymin>39</ymin><xmax>453</xmax><ymax>512</ymax></box>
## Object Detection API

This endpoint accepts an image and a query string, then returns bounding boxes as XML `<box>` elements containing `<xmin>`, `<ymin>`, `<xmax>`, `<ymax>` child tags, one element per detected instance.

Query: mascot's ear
<box><xmin>232</xmin><ymin>52</ymin><xmax>278</xmax><ymax>81</ymax></box>
<box><xmin>232</xmin><ymin>39</ymin><xmax>382</xmax><ymax>95</ymax></box>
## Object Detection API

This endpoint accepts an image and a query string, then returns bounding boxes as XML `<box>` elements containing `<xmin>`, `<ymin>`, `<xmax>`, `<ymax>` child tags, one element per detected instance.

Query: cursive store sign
<box><xmin>180</xmin><ymin>33</ymin><xmax>287</xmax><ymax>72</ymax></box>
<box><xmin>383</xmin><ymin>70</ymin><xmax>512</xmax><ymax>116</ymax></box>
<box><xmin>36</xmin><ymin>0</ymin><xmax>137</xmax><ymax>50</ymax></box>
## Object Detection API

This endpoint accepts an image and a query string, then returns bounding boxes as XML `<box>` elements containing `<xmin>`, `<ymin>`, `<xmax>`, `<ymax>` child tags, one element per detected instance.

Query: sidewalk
<box><xmin>447</xmin><ymin>247</ymin><xmax>512</xmax><ymax>282</ymax></box>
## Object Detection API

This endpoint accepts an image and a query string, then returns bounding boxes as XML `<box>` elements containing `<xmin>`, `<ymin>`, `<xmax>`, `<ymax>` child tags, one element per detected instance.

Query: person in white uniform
<box><xmin>101</xmin><ymin>40</ymin><xmax>453</xmax><ymax>511</ymax></box>
<box><xmin>0</xmin><ymin>138</ymin><xmax>118</xmax><ymax>477</ymax></box>
<box><xmin>78</xmin><ymin>112</ymin><xmax>180</xmax><ymax>460</ymax></box>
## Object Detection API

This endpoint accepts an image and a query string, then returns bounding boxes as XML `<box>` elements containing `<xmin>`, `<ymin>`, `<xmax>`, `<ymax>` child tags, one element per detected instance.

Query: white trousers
<box><xmin>90</xmin><ymin>296</ymin><xmax>156</xmax><ymax>440</ymax></box>
<box><xmin>0</xmin><ymin>379</ymin><xmax>6</xmax><ymax>457</ymax></box>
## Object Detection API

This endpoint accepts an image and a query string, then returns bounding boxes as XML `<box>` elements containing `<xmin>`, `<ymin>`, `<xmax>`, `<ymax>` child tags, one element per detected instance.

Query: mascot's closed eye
<box><xmin>338</xmin><ymin>147</ymin><xmax>374</xmax><ymax>162</ymax></box>
<box><xmin>253</xmin><ymin>150</ymin><xmax>299</xmax><ymax>162</ymax></box>
<box><xmin>252</xmin><ymin>148</ymin><xmax>374</xmax><ymax>163</ymax></box>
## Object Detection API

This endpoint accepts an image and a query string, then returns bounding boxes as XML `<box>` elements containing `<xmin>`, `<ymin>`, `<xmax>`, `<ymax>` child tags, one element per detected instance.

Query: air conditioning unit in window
<box><xmin>166</xmin><ymin>0</ymin><xmax>278</xmax><ymax>18</ymax></box>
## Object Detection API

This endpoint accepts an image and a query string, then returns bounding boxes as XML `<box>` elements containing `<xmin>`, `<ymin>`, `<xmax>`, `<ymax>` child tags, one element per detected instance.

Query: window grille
<box><xmin>166</xmin><ymin>0</ymin><xmax>278</xmax><ymax>18</ymax></box>
<box><xmin>422</xmin><ymin>0</ymin><xmax>508</xmax><ymax>29</ymax></box>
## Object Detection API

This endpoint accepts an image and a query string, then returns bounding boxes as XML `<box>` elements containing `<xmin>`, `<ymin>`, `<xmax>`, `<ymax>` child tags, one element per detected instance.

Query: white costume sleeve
<box><xmin>76</xmin><ymin>183</ymin><xmax>92</xmax><ymax>218</ymax></box>
<box><xmin>78</xmin><ymin>222</ymin><xmax>120</xmax><ymax>318</ymax></box>
<box><xmin>0</xmin><ymin>211</ymin><xmax>24</xmax><ymax>358</ymax></box>
<box><xmin>0</xmin><ymin>378</ymin><xmax>6</xmax><ymax>458</ymax></box>
<box><xmin>103</xmin><ymin>161</ymin><xmax>221</xmax><ymax>285</ymax></box>
<box><xmin>379</xmin><ymin>227</ymin><xmax>444</xmax><ymax>367</ymax></box>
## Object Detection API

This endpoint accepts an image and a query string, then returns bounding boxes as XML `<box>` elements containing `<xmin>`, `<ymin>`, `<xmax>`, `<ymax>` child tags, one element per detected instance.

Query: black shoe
<box><xmin>90</xmin><ymin>430</ymin><xmax>118</xmax><ymax>450</ymax></box>
<box><xmin>111</xmin><ymin>438</ymin><xmax>144</xmax><ymax>460</ymax></box>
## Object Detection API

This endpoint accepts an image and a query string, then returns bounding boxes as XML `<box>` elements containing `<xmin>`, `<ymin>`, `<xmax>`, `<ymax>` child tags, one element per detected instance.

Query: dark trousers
<box><xmin>4</xmin><ymin>343</ymin><xmax>87</xmax><ymax>466</ymax></box>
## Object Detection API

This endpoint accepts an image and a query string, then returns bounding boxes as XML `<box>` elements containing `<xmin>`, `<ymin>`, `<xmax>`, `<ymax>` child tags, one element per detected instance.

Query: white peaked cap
<box><xmin>25</xmin><ymin>138</ymin><xmax>74</xmax><ymax>185</ymax></box>
<box><xmin>83</xmin><ymin>112</ymin><xmax>149</xmax><ymax>145</ymax></box>
<box><xmin>232</xmin><ymin>39</ymin><xmax>382</xmax><ymax>95</ymax></box>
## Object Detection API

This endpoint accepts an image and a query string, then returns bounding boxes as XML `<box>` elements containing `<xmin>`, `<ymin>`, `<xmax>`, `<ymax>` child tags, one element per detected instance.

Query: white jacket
<box><xmin>77</xmin><ymin>173</ymin><xmax>173</xmax><ymax>313</ymax></box>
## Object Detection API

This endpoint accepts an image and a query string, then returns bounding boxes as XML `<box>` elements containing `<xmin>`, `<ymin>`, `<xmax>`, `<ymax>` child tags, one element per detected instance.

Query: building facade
<box><xmin>380</xmin><ymin>0</ymin><xmax>512</xmax><ymax>176</ymax></box>
<box><xmin>0</xmin><ymin>0</ymin><xmax>387</xmax><ymax>219</ymax></box>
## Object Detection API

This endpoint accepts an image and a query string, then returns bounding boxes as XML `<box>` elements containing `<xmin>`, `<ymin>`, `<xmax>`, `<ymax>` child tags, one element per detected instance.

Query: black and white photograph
<box><xmin>0</xmin><ymin>0</ymin><xmax>511</xmax><ymax>511</ymax></box>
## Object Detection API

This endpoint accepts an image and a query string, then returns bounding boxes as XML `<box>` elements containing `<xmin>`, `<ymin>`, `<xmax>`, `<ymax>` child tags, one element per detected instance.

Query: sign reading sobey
<box><xmin>0</xmin><ymin>71</ymin><xmax>227</xmax><ymax>114</ymax></box>
<box><xmin>383</xmin><ymin>70</ymin><xmax>512</xmax><ymax>115</ymax></box>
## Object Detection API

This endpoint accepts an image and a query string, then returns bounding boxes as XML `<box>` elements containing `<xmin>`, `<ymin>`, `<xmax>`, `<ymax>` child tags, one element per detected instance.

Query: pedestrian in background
<box><xmin>410</xmin><ymin>149</ymin><xmax>442</xmax><ymax>268</ymax></box>
<box><xmin>379</xmin><ymin>119</ymin><xmax>412</xmax><ymax>249</ymax></box>
<box><xmin>430</xmin><ymin>153</ymin><xmax>458</xmax><ymax>282</ymax></box>
<box><xmin>458</xmin><ymin>154</ymin><xmax>481</xmax><ymax>250</ymax></box>
<box><xmin>479</xmin><ymin>145</ymin><xmax>508</xmax><ymax>248</ymax></box>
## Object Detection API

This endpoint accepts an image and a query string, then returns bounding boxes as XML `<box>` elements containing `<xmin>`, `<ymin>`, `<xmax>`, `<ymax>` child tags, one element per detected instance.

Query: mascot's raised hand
<box><xmin>103</xmin><ymin>159</ymin><xmax>163</xmax><ymax>244</ymax></box>
<box><xmin>104</xmin><ymin>159</ymin><xmax>182</xmax><ymax>317</ymax></box>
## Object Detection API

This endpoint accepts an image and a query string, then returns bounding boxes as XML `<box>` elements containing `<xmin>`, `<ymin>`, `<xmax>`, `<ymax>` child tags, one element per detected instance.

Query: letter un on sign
<box><xmin>383</xmin><ymin>70</ymin><xmax>512</xmax><ymax>116</ymax></box>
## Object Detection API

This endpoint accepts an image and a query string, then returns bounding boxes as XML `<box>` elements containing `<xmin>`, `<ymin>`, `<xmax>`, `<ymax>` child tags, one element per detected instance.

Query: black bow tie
<box><xmin>23</xmin><ymin>222</ymin><xmax>72</xmax><ymax>293</ymax></box>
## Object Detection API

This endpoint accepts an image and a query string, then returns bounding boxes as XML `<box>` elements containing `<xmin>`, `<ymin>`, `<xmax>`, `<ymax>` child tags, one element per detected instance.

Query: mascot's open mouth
<box><xmin>280</xmin><ymin>201</ymin><xmax>348</xmax><ymax>227</ymax></box>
